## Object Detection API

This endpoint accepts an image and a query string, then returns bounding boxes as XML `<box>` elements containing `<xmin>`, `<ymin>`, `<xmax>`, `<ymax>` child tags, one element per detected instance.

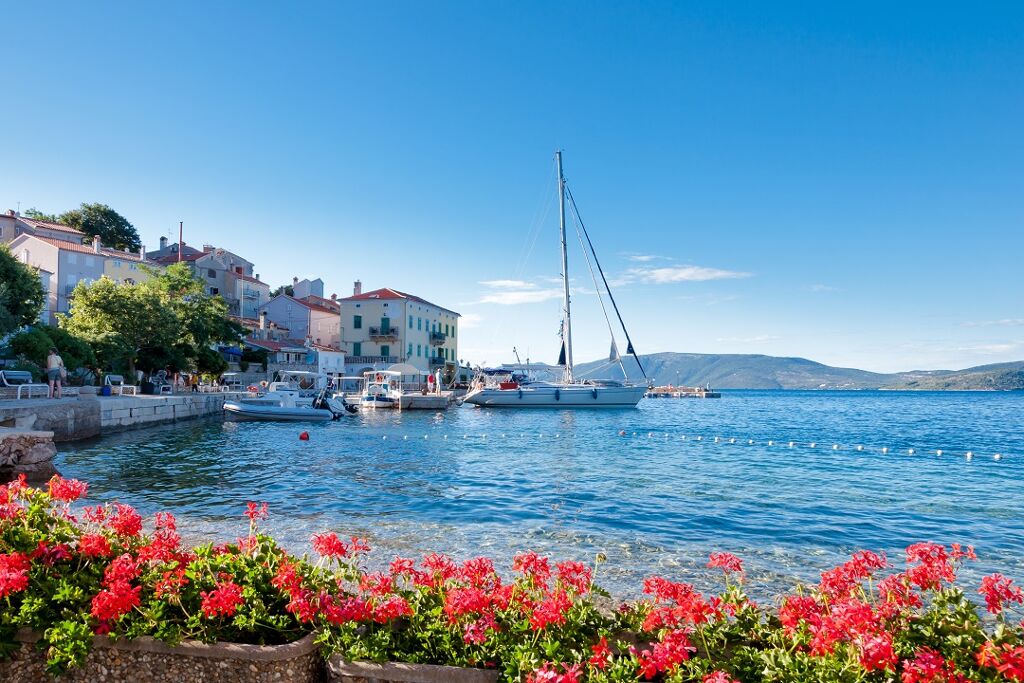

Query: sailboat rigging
<box><xmin>463</xmin><ymin>152</ymin><xmax>649</xmax><ymax>408</ymax></box>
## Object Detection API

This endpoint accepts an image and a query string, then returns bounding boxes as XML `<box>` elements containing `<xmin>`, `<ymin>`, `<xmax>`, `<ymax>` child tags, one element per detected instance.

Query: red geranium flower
<box><xmin>0</xmin><ymin>552</ymin><xmax>31</xmax><ymax>598</ymax></box>
<box><xmin>47</xmin><ymin>475</ymin><xmax>88</xmax><ymax>503</ymax></box>
<box><xmin>979</xmin><ymin>573</ymin><xmax>1024</xmax><ymax>615</ymax></box>
<box><xmin>200</xmin><ymin>580</ymin><xmax>244</xmax><ymax>618</ymax></box>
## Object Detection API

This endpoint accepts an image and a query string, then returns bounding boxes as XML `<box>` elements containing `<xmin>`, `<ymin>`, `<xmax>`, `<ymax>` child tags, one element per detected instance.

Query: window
<box><xmin>353</xmin><ymin>342</ymin><xmax>361</xmax><ymax>356</ymax></box>
<box><xmin>210</xmin><ymin>287</ymin><xmax>219</xmax><ymax>295</ymax></box>
<box><xmin>416</xmin><ymin>344</ymin><xmax>421</xmax><ymax>357</ymax></box>
<box><xmin>445</xmin><ymin>324</ymin><xmax>449</xmax><ymax>335</ymax></box>
<box><xmin>380</xmin><ymin>345</ymin><xmax>390</xmax><ymax>358</ymax></box>
<box><xmin>130</xmin><ymin>263</ymin><xmax>137</xmax><ymax>271</ymax></box>
<box><xmin>85</xmin><ymin>256</ymin><xmax>95</xmax><ymax>267</ymax></box>
<box><xmin>409</xmin><ymin>316</ymin><xmax>413</xmax><ymax>329</ymax></box>
<box><xmin>113</xmin><ymin>259</ymin><xmax>122</xmax><ymax>268</ymax></box>
<box><xmin>67</xmin><ymin>252</ymin><xmax>77</xmax><ymax>264</ymax></box>
<box><xmin>417</xmin><ymin>317</ymin><xmax>422</xmax><ymax>330</ymax></box>
<box><xmin>407</xmin><ymin>343</ymin><xmax>413</xmax><ymax>356</ymax></box>
<box><xmin>353</xmin><ymin>315</ymin><xmax>362</xmax><ymax>329</ymax></box>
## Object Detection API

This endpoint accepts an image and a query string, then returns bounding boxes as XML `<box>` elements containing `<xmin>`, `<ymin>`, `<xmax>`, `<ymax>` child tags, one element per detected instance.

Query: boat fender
<box><xmin>555</xmin><ymin>389</ymin><xmax>560</xmax><ymax>401</ymax></box>
<box><xmin>518</xmin><ymin>389</ymin><xmax>523</xmax><ymax>399</ymax></box>
<box><xmin>247</xmin><ymin>385</ymin><xmax>259</xmax><ymax>393</ymax></box>
<box><xmin>299</xmin><ymin>431</ymin><xmax>309</xmax><ymax>441</ymax></box>
<box><xmin>592</xmin><ymin>389</ymin><xmax>598</xmax><ymax>399</ymax></box>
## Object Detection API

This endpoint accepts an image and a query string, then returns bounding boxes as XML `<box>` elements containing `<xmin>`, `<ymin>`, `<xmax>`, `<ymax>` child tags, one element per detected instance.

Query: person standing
<box><xmin>46</xmin><ymin>347</ymin><xmax>65</xmax><ymax>399</ymax></box>
<box><xmin>190</xmin><ymin>374</ymin><xmax>199</xmax><ymax>393</ymax></box>
<box><xmin>434</xmin><ymin>368</ymin><xmax>442</xmax><ymax>395</ymax></box>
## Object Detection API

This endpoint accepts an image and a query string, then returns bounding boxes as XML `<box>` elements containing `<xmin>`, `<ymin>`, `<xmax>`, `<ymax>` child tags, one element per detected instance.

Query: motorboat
<box><xmin>224</xmin><ymin>387</ymin><xmax>356</xmax><ymax>421</ymax></box>
<box><xmin>463</xmin><ymin>152</ymin><xmax>650</xmax><ymax>409</ymax></box>
<box><xmin>359</xmin><ymin>370</ymin><xmax>402</xmax><ymax>409</ymax></box>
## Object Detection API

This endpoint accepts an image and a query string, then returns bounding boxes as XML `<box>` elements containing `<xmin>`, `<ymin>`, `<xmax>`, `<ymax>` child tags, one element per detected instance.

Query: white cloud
<box><xmin>621</xmin><ymin>253</ymin><xmax>669</xmax><ymax>263</ymax></box>
<box><xmin>626</xmin><ymin>265</ymin><xmax>752</xmax><ymax>284</ymax></box>
<box><xmin>459</xmin><ymin>313</ymin><xmax>483</xmax><ymax>329</ymax></box>
<box><xmin>809</xmin><ymin>284</ymin><xmax>840</xmax><ymax>292</ymax></box>
<box><xmin>963</xmin><ymin>319</ymin><xmax>1024</xmax><ymax>328</ymax></box>
<box><xmin>955</xmin><ymin>342</ymin><xmax>1022</xmax><ymax>355</ymax></box>
<box><xmin>478</xmin><ymin>279</ymin><xmax>537</xmax><ymax>289</ymax></box>
<box><xmin>478</xmin><ymin>289</ymin><xmax>563</xmax><ymax>305</ymax></box>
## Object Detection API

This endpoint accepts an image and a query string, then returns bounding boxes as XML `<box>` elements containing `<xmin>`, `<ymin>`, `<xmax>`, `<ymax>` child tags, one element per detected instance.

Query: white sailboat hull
<box><xmin>463</xmin><ymin>384</ymin><xmax>646</xmax><ymax>408</ymax></box>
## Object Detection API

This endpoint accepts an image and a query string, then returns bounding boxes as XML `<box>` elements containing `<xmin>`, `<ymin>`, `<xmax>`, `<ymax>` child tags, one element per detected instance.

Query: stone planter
<box><xmin>1</xmin><ymin>629</ymin><xmax>324</xmax><ymax>683</ymax></box>
<box><xmin>328</xmin><ymin>657</ymin><xmax>499</xmax><ymax>683</ymax></box>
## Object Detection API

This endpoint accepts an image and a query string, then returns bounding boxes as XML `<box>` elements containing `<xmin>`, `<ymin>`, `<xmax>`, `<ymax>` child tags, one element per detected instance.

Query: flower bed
<box><xmin>2</xmin><ymin>475</ymin><xmax>1024</xmax><ymax>682</ymax></box>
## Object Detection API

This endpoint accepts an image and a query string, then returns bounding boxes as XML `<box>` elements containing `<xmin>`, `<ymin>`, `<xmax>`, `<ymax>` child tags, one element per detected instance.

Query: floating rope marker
<box><xmin>966</xmin><ymin>452</ymin><xmax>973</xmax><ymax>460</ymax></box>
<box><xmin>443</xmin><ymin>435</ymin><xmax>447</xmax><ymax>440</ymax></box>
<box><xmin>768</xmin><ymin>440</ymin><xmax>774</xmax><ymax>446</ymax></box>
<box><xmin>856</xmin><ymin>445</ymin><xmax>863</xmax><ymax>451</ymax></box>
<box><xmin>424</xmin><ymin>435</ymin><xmax>428</xmax><ymax>440</ymax></box>
<box><xmin>696</xmin><ymin>436</ymin><xmax>703</xmax><ymax>441</ymax></box>
<box><xmin>403</xmin><ymin>435</ymin><xmax>408</xmax><ymax>440</ymax></box>
<box><xmin>618</xmin><ymin>430</ymin><xmax>626</xmax><ymax>437</ymax></box>
<box><xmin>936</xmin><ymin>449</ymin><xmax>942</xmax><ymax>456</ymax></box>
<box><xmin>382</xmin><ymin>436</ymin><xmax>387</xmax><ymax>440</ymax></box>
<box><xmin>882</xmin><ymin>447</ymin><xmax>889</xmax><ymax>454</ymax></box>
<box><xmin>809</xmin><ymin>442</ymin><xmax>816</xmax><ymax>448</ymax></box>
<box><xmin>681</xmin><ymin>435</ymin><xmax>687</xmax><ymax>440</ymax></box>
<box><xmin>832</xmin><ymin>444</ymin><xmax>839</xmax><ymax>450</ymax></box>
<box><xmin>789</xmin><ymin>442</ymin><xmax>795</xmax><ymax>448</ymax></box>
<box><xmin>729</xmin><ymin>438</ymin><xmax>736</xmax><ymax>444</ymax></box>
<box><xmin>714</xmin><ymin>437</ymin><xmax>720</xmax><ymax>443</ymax></box>
<box><xmin>994</xmin><ymin>453</ymin><xmax>1002</xmax><ymax>461</ymax></box>
<box><xmin>748</xmin><ymin>439</ymin><xmax>754</xmax><ymax>445</ymax></box>
<box><xmin>908</xmin><ymin>448</ymin><xmax>915</xmax><ymax>455</ymax></box>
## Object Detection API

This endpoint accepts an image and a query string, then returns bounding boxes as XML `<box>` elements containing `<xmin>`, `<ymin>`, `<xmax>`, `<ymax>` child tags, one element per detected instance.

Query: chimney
<box><xmin>92</xmin><ymin>235</ymin><xmax>101</xmax><ymax>253</ymax></box>
<box><xmin>139</xmin><ymin>245</ymin><xmax>145</xmax><ymax>258</ymax></box>
<box><xmin>203</xmin><ymin>244</ymin><xmax>214</xmax><ymax>253</ymax></box>
<box><xmin>293</xmin><ymin>276</ymin><xmax>299</xmax><ymax>285</ymax></box>
<box><xmin>255</xmin><ymin>273</ymin><xmax>260</xmax><ymax>281</ymax></box>
<box><xmin>159</xmin><ymin>236</ymin><xmax>168</xmax><ymax>249</ymax></box>
<box><xmin>353</xmin><ymin>280</ymin><xmax>362</xmax><ymax>296</ymax></box>
<box><xmin>7</xmin><ymin>209</ymin><xmax>14</xmax><ymax>216</ymax></box>
<box><xmin>331</xmin><ymin>293</ymin><xmax>337</xmax><ymax>301</ymax></box>
<box><xmin>259</xmin><ymin>310</ymin><xmax>267</xmax><ymax>331</ymax></box>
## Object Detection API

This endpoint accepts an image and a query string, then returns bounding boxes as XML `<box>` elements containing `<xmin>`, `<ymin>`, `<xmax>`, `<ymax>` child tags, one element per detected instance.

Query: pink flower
<box><xmin>703</xmin><ymin>672</ymin><xmax>738</xmax><ymax>683</ymax></box>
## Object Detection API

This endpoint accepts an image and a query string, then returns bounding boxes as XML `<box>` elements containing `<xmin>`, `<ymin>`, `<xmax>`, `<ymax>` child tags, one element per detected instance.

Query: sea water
<box><xmin>57</xmin><ymin>390</ymin><xmax>1024</xmax><ymax>596</ymax></box>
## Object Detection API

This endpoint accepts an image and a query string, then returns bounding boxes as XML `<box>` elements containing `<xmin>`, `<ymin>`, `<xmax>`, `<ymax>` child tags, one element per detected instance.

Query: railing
<box><xmin>368</xmin><ymin>326</ymin><xmax>400</xmax><ymax>340</ymax></box>
<box><xmin>429</xmin><ymin>357</ymin><xmax>448</xmax><ymax>367</ymax></box>
<box><xmin>429</xmin><ymin>331</ymin><xmax>447</xmax><ymax>345</ymax></box>
<box><xmin>347</xmin><ymin>355</ymin><xmax>406</xmax><ymax>365</ymax></box>
<box><xmin>242</xmin><ymin>288</ymin><xmax>261</xmax><ymax>298</ymax></box>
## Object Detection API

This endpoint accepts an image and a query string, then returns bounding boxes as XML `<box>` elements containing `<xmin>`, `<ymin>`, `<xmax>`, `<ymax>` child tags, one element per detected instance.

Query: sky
<box><xmin>2</xmin><ymin>2</ymin><xmax>1021</xmax><ymax>373</ymax></box>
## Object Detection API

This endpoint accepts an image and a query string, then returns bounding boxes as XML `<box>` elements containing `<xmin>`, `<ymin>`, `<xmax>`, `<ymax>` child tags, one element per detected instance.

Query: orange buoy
<box><xmin>299</xmin><ymin>431</ymin><xmax>310</xmax><ymax>441</ymax></box>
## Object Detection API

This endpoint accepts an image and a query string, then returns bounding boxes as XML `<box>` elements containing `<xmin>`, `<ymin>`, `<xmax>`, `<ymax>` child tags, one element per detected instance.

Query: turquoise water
<box><xmin>57</xmin><ymin>390</ymin><xmax>1024</xmax><ymax>595</ymax></box>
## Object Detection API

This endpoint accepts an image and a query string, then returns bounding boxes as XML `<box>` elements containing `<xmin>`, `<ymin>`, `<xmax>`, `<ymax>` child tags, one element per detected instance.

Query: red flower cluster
<box><xmin>0</xmin><ymin>551</ymin><xmax>30</xmax><ymax>597</ymax></box>
<box><xmin>200</xmin><ymin>580</ymin><xmax>244</xmax><ymax>618</ymax></box>
<box><xmin>901</xmin><ymin>647</ymin><xmax>969</xmax><ymax>683</ymax></box>
<box><xmin>90</xmin><ymin>553</ymin><xmax>142</xmax><ymax>624</ymax></box>
<box><xmin>107</xmin><ymin>503</ymin><xmax>143</xmax><ymax>538</ymax></box>
<box><xmin>78</xmin><ymin>533</ymin><xmax>112</xmax><ymax>558</ymax></box>
<box><xmin>311</xmin><ymin>532</ymin><xmax>368</xmax><ymax>559</ymax></box>
<box><xmin>703</xmin><ymin>672</ymin><xmax>739</xmax><ymax>683</ymax></box>
<box><xmin>979</xmin><ymin>573</ymin><xmax>1024</xmax><ymax>615</ymax></box>
<box><xmin>641</xmin><ymin>576</ymin><xmax>713</xmax><ymax>630</ymax></box>
<box><xmin>977</xmin><ymin>642</ymin><xmax>1024</xmax><ymax>681</ymax></box>
<box><xmin>47</xmin><ymin>475</ymin><xmax>88</xmax><ymax>503</ymax></box>
<box><xmin>244</xmin><ymin>501</ymin><xmax>268</xmax><ymax>522</ymax></box>
<box><xmin>707</xmin><ymin>552</ymin><xmax>743</xmax><ymax>575</ymax></box>
<box><xmin>634</xmin><ymin>628</ymin><xmax>695</xmax><ymax>679</ymax></box>
<box><xmin>525</xmin><ymin>662</ymin><xmax>582</xmax><ymax>683</ymax></box>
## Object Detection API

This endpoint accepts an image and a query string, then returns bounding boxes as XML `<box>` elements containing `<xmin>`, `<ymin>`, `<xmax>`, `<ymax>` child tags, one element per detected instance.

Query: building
<box><xmin>146</xmin><ymin>238</ymin><xmax>270</xmax><ymax>319</ymax></box>
<box><xmin>338</xmin><ymin>281</ymin><xmax>459</xmax><ymax>376</ymax></box>
<box><xmin>7</xmin><ymin>232</ymin><xmax>156</xmax><ymax>323</ymax></box>
<box><xmin>242</xmin><ymin>338</ymin><xmax>345</xmax><ymax>377</ymax></box>
<box><xmin>1</xmin><ymin>210</ymin><xmax>102</xmax><ymax>245</ymax></box>
<box><xmin>259</xmin><ymin>294</ymin><xmax>341</xmax><ymax>349</ymax></box>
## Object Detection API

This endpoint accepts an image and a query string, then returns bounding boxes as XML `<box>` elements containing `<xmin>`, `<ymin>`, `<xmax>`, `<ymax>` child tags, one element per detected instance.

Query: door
<box><xmin>381</xmin><ymin>317</ymin><xmax>390</xmax><ymax>333</ymax></box>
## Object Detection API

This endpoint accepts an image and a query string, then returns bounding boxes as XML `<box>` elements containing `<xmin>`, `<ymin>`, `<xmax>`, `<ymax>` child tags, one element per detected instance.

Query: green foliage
<box><xmin>241</xmin><ymin>347</ymin><xmax>268</xmax><ymax>371</ymax></box>
<box><xmin>22</xmin><ymin>208</ymin><xmax>57</xmax><ymax>222</ymax></box>
<box><xmin>270</xmin><ymin>284</ymin><xmax>294</xmax><ymax>298</ymax></box>
<box><xmin>57</xmin><ymin>203</ymin><xmax>141</xmax><ymax>251</ymax></box>
<box><xmin>6</xmin><ymin>326</ymin><xmax>95</xmax><ymax>373</ymax></box>
<box><xmin>59</xmin><ymin>278</ymin><xmax>176</xmax><ymax>376</ymax></box>
<box><xmin>195</xmin><ymin>346</ymin><xmax>228</xmax><ymax>375</ymax></box>
<box><xmin>0</xmin><ymin>244</ymin><xmax>46</xmax><ymax>336</ymax></box>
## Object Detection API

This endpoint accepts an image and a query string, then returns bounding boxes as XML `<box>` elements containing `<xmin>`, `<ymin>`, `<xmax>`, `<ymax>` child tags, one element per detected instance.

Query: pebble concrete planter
<box><xmin>0</xmin><ymin>629</ymin><xmax>324</xmax><ymax>683</ymax></box>
<box><xmin>328</xmin><ymin>657</ymin><xmax>499</xmax><ymax>683</ymax></box>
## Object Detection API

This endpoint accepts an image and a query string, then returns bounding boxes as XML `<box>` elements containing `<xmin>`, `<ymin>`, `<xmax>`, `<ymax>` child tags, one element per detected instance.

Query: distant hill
<box><xmin>573</xmin><ymin>353</ymin><xmax>1024</xmax><ymax>391</ymax></box>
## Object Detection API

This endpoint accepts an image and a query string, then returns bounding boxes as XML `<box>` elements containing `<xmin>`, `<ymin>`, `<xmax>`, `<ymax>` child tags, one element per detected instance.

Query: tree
<box><xmin>0</xmin><ymin>244</ymin><xmax>46</xmax><ymax>336</ymax></box>
<box><xmin>60</xmin><ymin>278</ymin><xmax>176</xmax><ymax>376</ymax></box>
<box><xmin>270</xmin><ymin>284</ymin><xmax>294</xmax><ymax>298</ymax></box>
<box><xmin>58</xmin><ymin>203</ymin><xmax>141</xmax><ymax>252</ymax></box>
<box><xmin>23</xmin><ymin>207</ymin><xmax>57</xmax><ymax>222</ymax></box>
<box><xmin>7</xmin><ymin>326</ymin><xmax>95</xmax><ymax>372</ymax></box>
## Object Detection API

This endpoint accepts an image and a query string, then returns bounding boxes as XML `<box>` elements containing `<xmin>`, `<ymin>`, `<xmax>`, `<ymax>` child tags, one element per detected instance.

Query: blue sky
<box><xmin>2</xmin><ymin>2</ymin><xmax>1021</xmax><ymax>373</ymax></box>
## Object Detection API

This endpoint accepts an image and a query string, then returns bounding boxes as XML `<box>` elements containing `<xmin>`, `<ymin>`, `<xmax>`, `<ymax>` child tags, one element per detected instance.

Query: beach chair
<box><xmin>104</xmin><ymin>374</ymin><xmax>138</xmax><ymax>396</ymax></box>
<box><xmin>0</xmin><ymin>370</ymin><xmax>50</xmax><ymax>399</ymax></box>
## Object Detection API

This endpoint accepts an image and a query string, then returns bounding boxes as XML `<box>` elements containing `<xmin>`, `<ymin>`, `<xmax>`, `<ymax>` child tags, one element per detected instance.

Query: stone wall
<box><xmin>328</xmin><ymin>659</ymin><xmax>498</xmax><ymax>683</ymax></box>
<box><xmin>0</xmin><ymin>630</ymin><xmax>324</xmax><ymax>683</ymax></box>
<box><xmin>99</xmin><ymin>393</ymin><xmax>244</xmax><ymax>433</ymax></box>
<box><xmin>0</xmin><ymin>428</ymin><xmax>57</xmax><ymax>480</ymax></box>
<box><xmin>0</xmin><ymin>398</ymin><xmax>101</xmax><ymax>442</ymax></box>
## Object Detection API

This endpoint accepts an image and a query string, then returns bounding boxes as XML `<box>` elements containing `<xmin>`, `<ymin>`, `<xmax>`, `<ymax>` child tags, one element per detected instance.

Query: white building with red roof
<box><xmin>338</xmin><ymin>280</ymin><xmax>460</xmax><ymax>376</ymax></box>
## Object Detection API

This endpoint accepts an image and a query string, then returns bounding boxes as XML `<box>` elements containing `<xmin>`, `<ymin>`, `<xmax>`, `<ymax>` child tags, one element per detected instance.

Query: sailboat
<box><xmin>463</xmin><ymin>152</ymin><xmax>650</xmax><ymax>408</ymax></box>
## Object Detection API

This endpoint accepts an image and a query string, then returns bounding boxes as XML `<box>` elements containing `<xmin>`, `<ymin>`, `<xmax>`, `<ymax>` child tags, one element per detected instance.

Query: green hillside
<box><xmin>574</xmin><ymin>353</ymin><xmax>1024</xmax><ymax>390</ymax></box>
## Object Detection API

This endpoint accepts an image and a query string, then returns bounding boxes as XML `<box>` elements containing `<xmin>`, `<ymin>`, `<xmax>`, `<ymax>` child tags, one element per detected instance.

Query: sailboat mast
<box><xmin>557</xmin><ymin>150</ymin><xmax>574</xmax><ymax>383</ymax></box>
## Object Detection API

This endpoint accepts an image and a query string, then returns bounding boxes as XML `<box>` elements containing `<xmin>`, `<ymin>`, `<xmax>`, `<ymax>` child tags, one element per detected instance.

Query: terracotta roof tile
<box><xmin>339</xmin><ymin>287</ymin><xmax>459</xmax><ymax>316</ymax></box>
<box><xmin>20</xmin><ymin>217</ymin><xmax>84</xmax><ymax>235</ymax></box>
<box><xmin>26</xmin><ymin>235</ymin><xmax>154</xmax><ymax>263</ymax></box>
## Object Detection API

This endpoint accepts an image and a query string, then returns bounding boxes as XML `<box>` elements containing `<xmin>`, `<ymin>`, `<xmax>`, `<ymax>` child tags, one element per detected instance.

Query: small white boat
<box><xmin>224</xmin><ymin>387</ymin><xmax>354</xmax><ymax>421</ymax></box>
<box><xmin>359</xmin><ymin>370</ymin><xmax>402</xmax><ymax>409</ymax></box>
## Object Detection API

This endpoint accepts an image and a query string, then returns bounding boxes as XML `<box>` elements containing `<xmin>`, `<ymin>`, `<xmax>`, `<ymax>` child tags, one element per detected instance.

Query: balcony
<box><xmin>429</xmin><ymin>356</ymin><xmax>448</xmax><ymax>368</ymax></box>
<box><xmin>242</xmin><ymin>288</ymin><xmax>261</xmax><ymax>299</ymax></box>
<box><xmin>368</xmin><ymin>326</ymin><xmax>400</xmax><ymax>340</ymax></box>
<box><xmin>429</xmin><ymin>331</ymin><xmax>447</xmax><ymax>346</ymax></box>
<box><xmin>347</xmin><ymin>355</ymin><xmax>406</xmax><ymax>365</ymax></box>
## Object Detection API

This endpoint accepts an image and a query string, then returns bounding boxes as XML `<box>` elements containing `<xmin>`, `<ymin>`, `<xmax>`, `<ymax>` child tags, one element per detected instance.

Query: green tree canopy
<box><xmin>7</xmin><ymin>326</ymin><xmax>95</xmax><ymax>373</ymax></box>
<box><xmin>59</xmin><ymin>264</ymin><xmax>245</xmax><ymax>377</ymax></box>
<box><xmin>58</xmin><ymin>203</ymin><xmax>141</xmax><ymax>252</ymax></box>
<box><xmin>0</xmin><ymin>244</ymin><xmax>46</xmax><ymax>336</ymax></box>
